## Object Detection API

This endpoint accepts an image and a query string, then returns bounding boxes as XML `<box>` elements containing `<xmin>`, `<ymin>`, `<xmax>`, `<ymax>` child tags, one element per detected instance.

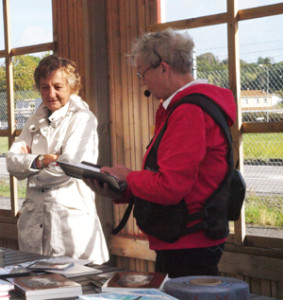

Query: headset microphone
<box><xmin>144</xmin><ymin>90</ymin><xmax>151</xmax><ymax>97</ymax></box>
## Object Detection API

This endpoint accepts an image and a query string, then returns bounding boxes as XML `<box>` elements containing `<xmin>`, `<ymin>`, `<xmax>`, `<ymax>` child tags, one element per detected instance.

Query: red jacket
<box><xmin>120</xmin><ymin>83</ymin><xmax>236</xmax><ymax>250</ymax></box>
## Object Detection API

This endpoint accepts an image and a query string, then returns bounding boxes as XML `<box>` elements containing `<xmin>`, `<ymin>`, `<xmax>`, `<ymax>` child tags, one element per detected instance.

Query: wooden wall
<box><xmin>106</xmin><ymin>0</ymin><xmax>160</xmax><ymax>271</ymax></box>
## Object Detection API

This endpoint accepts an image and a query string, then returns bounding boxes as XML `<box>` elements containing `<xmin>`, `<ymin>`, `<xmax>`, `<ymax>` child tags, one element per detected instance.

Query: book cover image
<box><xmin>10</xmin><ymin>273</ymin><xmax>82</xmax><ymax>298</ymax></box>
<box><xmin>103</xmin><ymin>272</ymin><xmax>168</xmax><ymax>290</ymax></box>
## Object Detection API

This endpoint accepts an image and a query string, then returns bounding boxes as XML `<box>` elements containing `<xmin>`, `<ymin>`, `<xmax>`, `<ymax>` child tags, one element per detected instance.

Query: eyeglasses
<box><xmin>136</xmin><ymin>50</ymin><xmax>162</xmax><ymax>80</ymax></box>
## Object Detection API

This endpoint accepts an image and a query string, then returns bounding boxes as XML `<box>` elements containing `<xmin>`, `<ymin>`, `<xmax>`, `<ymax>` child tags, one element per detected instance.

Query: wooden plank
<box><xmin>218</xmin><ymin>252</ymin><xmax>283</xmax><ymax>282</ymax></box>
<box><xmin>245</xmin><ymin>235</ymin><xmax>283</xmax><ymax>250</ymax></box>
<box><xmin>0</xmin><ymin>223</ymin><xmax>17</xmax><ymax>240</ymax></box>
<box><xmin>224</xmin><ymin>242</ymin><xmax>283</xmax><ymax>259</ymax></box>
<box><xmin>10</xmin><ymin>43</ymin><xmax>54</xmax><ymax>56</ymax></box>
<box><xmin>108</xmin><ymin>235</ymin><xmax>156</xmax><ymax>261</ymax></box>
<box><xmin>148</xmin><ymin>3</ymin><xmax>283</xmax><ymax>33</ymax></box>
<box><xmin>238</xmin><ymin>3</ymin><xmax>283</xmax><ymax>21</ymax></box>
<box><xmin>261</xmin><ymin>279</ymin><xmax>271</xmax><ymax>297</ymax></box>
<box><xmin>227</xmin><ymin>0</ymin><xmax>246</xmax><ymax>244</ymax></box>
<box><xmin>106</xmin><ymin>0</ymin><xmax>123</xmax><ymax>235</ymax></box>
<box><xmin>148</xmin><ymin>12</ymin><xmax>228</xmax><ymax>32</ymax></box>
<box><xmin>242</xmin><ymin>122</ymin><xmax>283</xmax><ymax>133</ymax></box>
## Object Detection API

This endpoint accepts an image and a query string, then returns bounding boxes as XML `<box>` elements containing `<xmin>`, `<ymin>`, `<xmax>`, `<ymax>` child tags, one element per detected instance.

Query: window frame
<box><xmin>0</xmin><ymin>0</ymin><xmax>54</xmax><ymax>220</ymax></box>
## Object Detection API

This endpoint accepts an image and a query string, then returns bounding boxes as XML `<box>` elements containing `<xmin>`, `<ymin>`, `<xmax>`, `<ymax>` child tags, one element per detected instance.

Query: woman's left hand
<box><xmin>83</xmin><ymin>178</ymin><xmax>122</xmax><ymax>199</ymax></box>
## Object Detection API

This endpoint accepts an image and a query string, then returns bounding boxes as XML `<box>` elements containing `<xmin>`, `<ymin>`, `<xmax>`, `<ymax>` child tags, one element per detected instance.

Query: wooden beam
<box><xmin>219</xmin><ymin>251</ymin><xmax>283</xmax><ymax>282</ymax></box>
<box><xmin>242</xmin><ymin>122</ymin><xmax>283</xmax><ymax>133</ymax></box>
<box><xmin>108</xmin><ymin>235</ymin><xmax>156</xmax><ymax>261</ymax></box>
<box><xmin>148</xmin><ymin>12</ymin><xmax>228</xmax><ymax>32</ymax></box>
<box><xmin>0</xmin><ymin>222</ymin><xmax>17</xmax><ymax>240</ymax></box>
<box><xmin>238</xmin><ymin>3</ymin><xmax>283</xmax><ymax>21</ymax></box>
<box><xmin>10</xmin><ymin>43</ymin><xmax>55</xmax><ymax>56</ymax></box>
<box><xmin>147</xmin><ymin>3</ymin><xmax>283</xmax><ymax>33</ymax></box>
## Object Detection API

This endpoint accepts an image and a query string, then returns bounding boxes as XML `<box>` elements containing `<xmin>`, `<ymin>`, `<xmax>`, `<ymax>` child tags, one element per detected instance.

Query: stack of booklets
<box><xmin>26</xmin><ymin>258</ymin><xmax>102</xmax><ymax>278</ymax></box>
<box><xmin>8</xmin><ymin>273</ymin><xmax>82</xmax><ymax>300</ymax></box>
<box><xmin>78</xmin><ymin>271</ymin><xmax>178</xmax><ymax>299</ymax></box>
<box><xmin>0</xmin><ymin>279</ymin><xmax>14</xmax><ymax>299</ymax></box>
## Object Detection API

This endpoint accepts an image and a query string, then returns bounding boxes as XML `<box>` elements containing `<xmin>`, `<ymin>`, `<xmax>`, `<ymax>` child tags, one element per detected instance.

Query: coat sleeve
<box><xmin>29</xmin><ymin>110</ymin><xmax>98</xmax><ymax>189</ymax></box>
<box><xmin>6</xmin><ymin>117</ymin><xmax>40</xmax><ymax>180</ymax></box>
<box><xmin>126</xmin><ymin>104</ymin><xmax>207</xmax><ymax>205</ymax></box>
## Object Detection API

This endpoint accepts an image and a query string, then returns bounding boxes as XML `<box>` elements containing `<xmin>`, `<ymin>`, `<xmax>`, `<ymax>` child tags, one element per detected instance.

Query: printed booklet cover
<box><xmin>102</xmin><ymin>272</ymin><xmax>168</xmax><ymax>292</ymax></box>
<box><xmin>58</xmin><ymin>161</ymin><xmax>123</xmax><ymax>191</ymax></box>
<box><xmin>9</xmin><ymin>273</ymin><xmax>82</xmax><ymax>300</ymax></box>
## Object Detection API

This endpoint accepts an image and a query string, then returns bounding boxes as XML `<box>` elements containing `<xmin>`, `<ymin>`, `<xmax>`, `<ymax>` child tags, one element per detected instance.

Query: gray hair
<box><xmin>131</xmin><ymin>28</ymin><xmax>195</xmax><ymax>74</ymax></box>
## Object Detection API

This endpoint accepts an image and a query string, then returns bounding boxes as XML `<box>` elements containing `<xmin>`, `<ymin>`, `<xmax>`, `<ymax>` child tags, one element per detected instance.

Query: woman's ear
<box><xmin>160</xmin><ymin>61</ymin><xmax>169</xmax><ymax>74</ymax></box>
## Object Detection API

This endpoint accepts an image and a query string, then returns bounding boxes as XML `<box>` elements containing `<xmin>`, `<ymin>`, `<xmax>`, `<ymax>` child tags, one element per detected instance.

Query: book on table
<box><xmin>25</xmin><ymin>257</ymin><xmax>101</xmax><ymax>278</ymax></box>
<box><xmin>46</xmin><ymin>263</ymin><xmax>102</xmax><ymax>278</ymax></box>
<box><xmin>0</xmin><ymin>265</ymin><xmax>31</xmax><ymax>279</ymax></box>
<box><xmin>0</xmin><ymin>278</ymin><xmax>14</xmax><ymax>297</ymax></box>
<box><xmin>101</xmin><ymin>271</ymin><xmax>168</xmax><ymax>292</ymax></box>
<box><xmin>27</xmin><ymin>260</ymin><xmax>74</xmax><ymax>271</ymax></box>
<box><xmin>8</xmin><ymin>273</ymin><xmax>82</xmax><ymax>300</ymax></box>
<box><xmin>57</xmin><ymin>161</ymin><xmax>125</xmax><ymax>191</ymax></box>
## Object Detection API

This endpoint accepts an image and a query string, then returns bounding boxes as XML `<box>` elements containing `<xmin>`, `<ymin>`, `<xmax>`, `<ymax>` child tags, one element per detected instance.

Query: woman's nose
<box><xmin>48</xmin><ymin>87</ymin><xmax>56</xmax><ymax>98</ymax></box>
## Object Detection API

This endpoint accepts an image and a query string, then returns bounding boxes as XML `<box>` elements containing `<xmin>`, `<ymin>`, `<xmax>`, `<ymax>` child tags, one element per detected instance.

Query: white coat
<box><xmin>6</xmin><ymin>95</ymin><xmax>109</xmax><ymax>264</ymax></box>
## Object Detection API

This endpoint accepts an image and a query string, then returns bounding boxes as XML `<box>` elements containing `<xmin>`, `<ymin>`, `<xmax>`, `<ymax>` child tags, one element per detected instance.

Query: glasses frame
<box><xmin>136</xmin><ymin>49</ymin><xmax>162</xmax><ymax>80</ymax></box>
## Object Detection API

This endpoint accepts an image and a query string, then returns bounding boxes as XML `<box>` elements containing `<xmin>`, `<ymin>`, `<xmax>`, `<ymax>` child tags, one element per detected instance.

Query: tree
<box><xmin>0</xmin><ymin>55</ymin><xmax>41</xmax><ymax>92</ymax></box>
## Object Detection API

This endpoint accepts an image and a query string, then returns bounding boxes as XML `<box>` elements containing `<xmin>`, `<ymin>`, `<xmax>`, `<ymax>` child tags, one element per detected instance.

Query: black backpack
<box><xmin>112</xmin><ymin>93</ymin><xmax>246</xmax><ymax>243</ymax></box>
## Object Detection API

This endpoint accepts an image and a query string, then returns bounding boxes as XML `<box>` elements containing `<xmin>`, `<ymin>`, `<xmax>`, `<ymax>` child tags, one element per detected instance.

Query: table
<box><xmin>1</xmin><ymin>247</ymin><xmax>123</xmax><ymax>299</ymax></box>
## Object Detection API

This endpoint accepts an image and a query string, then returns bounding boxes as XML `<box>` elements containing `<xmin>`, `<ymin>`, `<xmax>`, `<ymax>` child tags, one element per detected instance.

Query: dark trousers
<box><xmin>155</xmin><ymin>243</ymin><xmax>224</xmax><ymax>278</ymax></box>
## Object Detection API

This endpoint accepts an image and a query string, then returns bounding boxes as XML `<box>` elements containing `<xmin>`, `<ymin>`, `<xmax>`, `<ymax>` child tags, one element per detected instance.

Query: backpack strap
<box><xmin>112</xmin><ymin>93</ymin><xmax>233</xmax><ymax>235</ymax></box>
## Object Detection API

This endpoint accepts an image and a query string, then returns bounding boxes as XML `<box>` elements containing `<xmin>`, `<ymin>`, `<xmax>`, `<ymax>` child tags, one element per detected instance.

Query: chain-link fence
<box><xmin>199</xmin><ymin>64</ymin><xmax>283</xmax><ymax>232</ymax></box>
<box><xmin>0</xmin><ymin>65</ymin><xmax>282</xmax><ymax>231</ymax></box>
<box><xmin>0</xmin><ymin>90</ymin><xmax>41</xmax><ymax>130</ymax></box>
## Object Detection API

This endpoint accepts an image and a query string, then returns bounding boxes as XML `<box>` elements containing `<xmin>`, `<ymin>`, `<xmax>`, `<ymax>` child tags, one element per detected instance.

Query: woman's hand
<box><xmin>36</xmin><ymin>154</ymin><xmax>60</xmax><ymax>169</ymax></box>
<box><xmin>101</xmin><ymin>165</ymin><xmax>132</xmax><ymax>185</ymax></box>
<box><xmin>83</xmin><ymin>178</ymin><xmax>122</xmax><ymax>199</ymax></box>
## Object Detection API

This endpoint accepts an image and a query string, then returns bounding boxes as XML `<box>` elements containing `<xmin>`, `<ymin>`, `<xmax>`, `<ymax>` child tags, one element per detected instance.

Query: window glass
<box><xmin>161</xmin><ymin>0</ymin><xmax>226</xmax><ymax>22</ymax></box>
<box><xmin>0</xmin><ymin>137</ymin><xmax>11</xmax><ymax>210</ymax></box>
<box><xmin>243</xmin><ymin>132</ymin><xmax>283</xmax><ymax>237</ymax></box>
<box><xmin>13</xmin><ymin>54</ymin><xmax>44</xmax><ymax>130</ymax></box>
<box><xmin>184</xmin><ymin>24</ymin><xmax>228</xmax><ymax>87</ymax></box>
<box><xmin>0</xmin><ymin>58</ymin><xmax>8</xmax><ymax>130</ymax></box>
<box><xmin>10</xmin><ymin>0</ymin><xmax>52</xmax><ymax>48</ymax></box>
<box><xmin>0</xmin><ymin>1</ymin><xmax>3</xmax><ymax>50</ymax></box>
<box><xmin>239</xmin><ymin>16</ymin><xmax>283</xmax><ymax>236</ymax></box>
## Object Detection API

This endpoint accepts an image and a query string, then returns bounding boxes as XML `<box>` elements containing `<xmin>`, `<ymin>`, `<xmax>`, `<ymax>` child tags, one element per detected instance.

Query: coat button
<box><xmin>40</xmin><ymin>224</ymin><xmax>43</xmax><ymax>228</ymax></box>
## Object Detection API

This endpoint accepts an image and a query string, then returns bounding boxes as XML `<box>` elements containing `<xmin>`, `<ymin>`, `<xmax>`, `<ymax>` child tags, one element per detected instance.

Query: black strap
<box><xmin>112</xmin><ymin>93</ymin><xmax>233</xmax><ymax>235</ymax></box>
<box><xmin>111</xmin><ymin>198</ymin><xmax>134</xmax><ymax>234</ymax></box>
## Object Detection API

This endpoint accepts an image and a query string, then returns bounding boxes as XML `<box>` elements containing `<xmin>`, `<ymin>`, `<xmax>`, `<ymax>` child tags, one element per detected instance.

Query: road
<box><xmin>0</xmin><ymin>158</ymin><xmax>282</xmax><ymax>194</ymax></box>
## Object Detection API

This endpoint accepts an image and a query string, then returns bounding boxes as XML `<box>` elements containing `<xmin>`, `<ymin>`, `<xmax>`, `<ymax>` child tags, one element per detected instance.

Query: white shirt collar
<box><xmin>162</xmin><ymin>79</ymin><xmax>208</xmax><ymax>110</ymax></box>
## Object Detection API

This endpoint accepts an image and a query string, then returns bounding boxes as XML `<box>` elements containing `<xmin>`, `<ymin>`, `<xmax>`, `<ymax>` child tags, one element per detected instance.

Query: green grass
<box><xmin>0</xmin><ymin>133</ymin><xmax>282</xmax><ymax>228</ymax></box>
<box><xmin>0</xmin><ymin>137</ymin><xmax>9</xmax><ymax>154</ymax></box>
<box><xmin>245</xmin><ymin>194</ymin><xmax>283</xmax><ymax>227</ymax></box>
<box><xmin>242</xmin><ymin>132</ymin><xmax>283</xmax><ymax>160</ymax></box>
<box><xmin>0</xmin><ymin>179</ymin><xmax>26</xmax><ymax>199</ymax></box>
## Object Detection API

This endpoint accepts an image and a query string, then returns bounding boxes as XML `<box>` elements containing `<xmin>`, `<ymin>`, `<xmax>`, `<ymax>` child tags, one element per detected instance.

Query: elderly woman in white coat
<box><xmin>6</xmin><ymin>55</ymin><xmax>109</xmax><ymax>264</ymax></box>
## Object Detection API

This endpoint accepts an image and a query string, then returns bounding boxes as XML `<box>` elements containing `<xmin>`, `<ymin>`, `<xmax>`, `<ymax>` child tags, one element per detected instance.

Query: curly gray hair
<box><xmin>131</xmin><ymin>28</ymin><xmax>195</xmax><ymax>74</ymax></box>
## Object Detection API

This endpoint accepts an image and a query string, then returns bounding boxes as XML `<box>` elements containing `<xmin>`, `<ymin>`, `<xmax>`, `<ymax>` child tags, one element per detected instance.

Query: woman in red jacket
<box><xmin>85</xmin><ymin>28</ymin><xmax>236</xmax><ymax>278</ymax></box>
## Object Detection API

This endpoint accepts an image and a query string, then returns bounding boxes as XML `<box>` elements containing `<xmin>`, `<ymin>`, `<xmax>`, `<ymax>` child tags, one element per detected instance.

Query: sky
<box><xmin>161</xmin><ymin>0</ymin><xmax>283</xmax><ymax>63</ymax></box>
<box><xmin>1</xmin><ymin>0</ymin><xmax>283</xmax><ymax>64</ymax></box>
